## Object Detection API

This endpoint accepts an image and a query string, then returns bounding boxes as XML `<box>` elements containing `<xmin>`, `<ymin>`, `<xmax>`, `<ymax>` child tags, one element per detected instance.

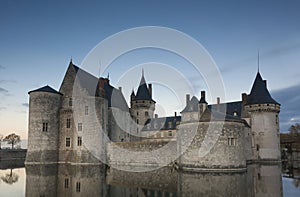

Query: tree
<box><xmin>0</xmin><ymin>134</ymin><xmax>3</xmax><ymax>149</ymax></box>
<box><xmin>3</xmin><ymin>133</ymin><xmax>21</xmax><ymax>149</ymax></box>
<box><xmin>288</xmin><ymin>123</ymin><xmax>300</xmax><ymax>135</ymax></box>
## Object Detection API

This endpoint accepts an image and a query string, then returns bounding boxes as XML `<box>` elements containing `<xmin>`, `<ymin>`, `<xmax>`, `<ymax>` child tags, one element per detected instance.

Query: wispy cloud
<box><xmin>0</xmin><ymin>87</ymin><xmax>8</xmax><ymax>93</ymax></box>
<box><xmin>0</xmin><ymin>64</ymin><xmax>5</xmax><ymax>70</ymax></box>
<box><xmin>271</xmin><ymin>83</ymin><xmax>300</xmax><ymax>132</ymax></box>
<box><xmin>22</xmin><ymin>103</ymin><xmax>29</xmax><ymax>107</ymax></box>
<box><xmin>221</xmin><ymin>43</ymin><xmax>300</xmax><ymax>74</ymax></box>
<box><xmin>0</xmin><ymin>79</ymin><xmax>17</xmax><ymax>84</ymax></box>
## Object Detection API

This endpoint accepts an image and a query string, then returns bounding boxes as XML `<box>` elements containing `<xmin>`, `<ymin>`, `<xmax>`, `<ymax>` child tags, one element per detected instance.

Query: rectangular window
<box><xmin>145</xmin><ymin>111</ymin><xmax>149</xmax><ymax>116</ymax></box>
<box><xmin>168</xmin><ymin>131</ymin><xmax>173</xmax><ymax>137</ymax></box>
<box><xmin>78</xmin><ymin>137</ymin><xmax>82</xmax><ymax>146</ymax></box>
<box><xmin>78</xmin><ymin>123</ymin><xmax>82</xmax><ymax>132</ymax></box>
<box><xmin>64</xmin><ymin>178</ymin><xmax>69</xmax><ymax>189</ymax></box>
<box><xmin>66</xmin><ymin>118</ymin><xmax>71</xmax><ymax>128</ymax></box>
<box><xmin>76</xmin><ymin>182</ymin><xmax>81</xmax><ymax>192</ymax></box>
<box><xmin>85</xmin><ymin>106</ymin><xmax>88</xmax><ymax>115</ymax></box>
<box><xmin>69</xmin><ymin>98</ymin><xmax>72</xmax><ymax>106</ymax></box>
<box><xmin>42</xmin><ymin>122</ymin><xmax>48</xmax><ymax>132</ymax></box>
<box><xmin>66</xmin><ymin>137</ymin><xmax>71</xmax><ymax>147</ymax></box>
<box><xmin>228</xmin><ymin>137</ymin><xmax>236</xmax><ymax>146</ymax></box>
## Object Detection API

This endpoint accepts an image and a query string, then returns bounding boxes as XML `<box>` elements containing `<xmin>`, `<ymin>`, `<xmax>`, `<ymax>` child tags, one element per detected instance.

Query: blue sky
<box><xmin>0</xmin><ymin>0</ymin><xmax>300</xmax><ymax>139</ymax></box>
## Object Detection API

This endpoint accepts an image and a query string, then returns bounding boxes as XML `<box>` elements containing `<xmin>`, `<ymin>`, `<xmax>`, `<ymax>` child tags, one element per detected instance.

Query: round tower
<box><xmin>130</xmin><ymin>71</ymin><xmax>155</xmax><ymax>134</ymax></box>
<box><xmin>245</xmin><ymin>72</ymin><xmax>281</xmax><ymax>161</ymax></box>
<box><xmin>26</xmin><ymin>85</ymin><xmax>62</xmax><ymax>164</ymax></box>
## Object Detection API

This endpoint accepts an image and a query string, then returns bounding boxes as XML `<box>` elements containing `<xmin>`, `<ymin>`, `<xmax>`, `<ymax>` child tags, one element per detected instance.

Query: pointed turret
<box><xmin>245</xmin><ymin>71</ymin><xmax>281</xmax><ymax>162</ymax></box>
<box><xmin>130</xmin><ymin>89</ymin><xmax>135</xmax><ymax>102</ymax></box>
<box><xmin>133</xmin><ymin>72</ymin><xmax>155</xmax><ymax>102</ymax></box>
<box><xmin>246</xmin><ymin>72</ymin><xmax>279</xmax><ymax>105</ymax></box>
<box><xmin>130</xmin><ymin>70</ymin><xmax>156</xmax><ymax>136</ymax></box>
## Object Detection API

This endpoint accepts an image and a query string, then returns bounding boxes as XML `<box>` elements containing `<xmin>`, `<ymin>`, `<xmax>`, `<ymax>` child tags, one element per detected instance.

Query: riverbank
<box><xmin>0</xmin><ymin>149</ymin><xmax>27</xmax><ymax>169</ymax></box>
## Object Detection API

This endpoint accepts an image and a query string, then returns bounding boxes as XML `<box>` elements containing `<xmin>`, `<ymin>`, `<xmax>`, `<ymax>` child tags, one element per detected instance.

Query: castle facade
<box><xmin>26</xmin><ymin>60</ymin><xmax>281</xmax><ymax>171</ymax></box>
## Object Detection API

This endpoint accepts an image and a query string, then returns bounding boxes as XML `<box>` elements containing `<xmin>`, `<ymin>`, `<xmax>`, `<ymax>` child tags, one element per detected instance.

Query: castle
<box><xmin>26</xmin><ymin>60</ymin><xmax>281</xmax><ymax>171</ymax></box>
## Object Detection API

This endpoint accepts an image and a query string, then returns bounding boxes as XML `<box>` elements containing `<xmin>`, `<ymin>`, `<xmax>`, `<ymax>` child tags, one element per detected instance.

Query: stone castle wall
<box><xmin>58</xmin><ymin>95</ymin><xmax>107</xmax><ymax>164</ymax></box>
<box><xmin>107</xmin><ymin>141</ymin><xmax>177</xmax><ymax>169</ymax></box>
<box><xmin>178</xmin><ymin>121</ymin><xmax>251</xmax><ymax>170</ymax></box>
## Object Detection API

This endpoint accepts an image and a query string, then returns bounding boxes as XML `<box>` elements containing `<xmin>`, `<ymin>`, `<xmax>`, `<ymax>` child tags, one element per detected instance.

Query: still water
<box><xmin>0</xmin><ymin>163</ymin><xmax>299</xmax><ymax>197</ymax></box>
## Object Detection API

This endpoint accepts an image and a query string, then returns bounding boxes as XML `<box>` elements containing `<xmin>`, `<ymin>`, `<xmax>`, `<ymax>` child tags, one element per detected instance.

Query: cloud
<box><xmin>0</xmin><ymin>87</ymin><xmax>8</xmax><ymax>93</ymax></box>
<box><xmin>0</xmin><ymin>64</ymin><xmax>5</xmax><ymax>69</ymax></box>
<box><xmin>22</xmin><ymin>103</ymin><xmax>29</xmax><ymax>107</ymax></box>
<box><xmin>221</xmin><ymin>43</ymin><xmax>300</xmax><ymax>74</ymax></box>
<box><xmin>271</xmin><ymin>83</ymin><xmax>300</xmax><ymax>132</ymax></box>
<box><xmin>0</xmin><ymin>107</ymin><xmax>6</xmax><ymax>111</ymax></box>
<box><xmin>0</xmin><ymin>79</ymin><xmax>16</xmax><ymax>84</ymax></box>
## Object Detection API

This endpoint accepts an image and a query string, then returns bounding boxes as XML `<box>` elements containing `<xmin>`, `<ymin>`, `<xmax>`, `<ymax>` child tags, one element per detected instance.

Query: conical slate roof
<box><xmin>29</xmin><ymin>85</ymin><xmax>62</xmax><ymax>95</ymax></box>
<box><xmin>133</xmin><ymin>73</ymin><xmax>155</xmax><ymax>102</ymax></box>
<box><xmin>246</xmin><ymin>72</ymin><xmax>279</xmax><ymax>105</ymax></box>
<box><xmin>181</xmin><ymin>96</ymin><xmax>199</xmax><ymax>112</ymax></box>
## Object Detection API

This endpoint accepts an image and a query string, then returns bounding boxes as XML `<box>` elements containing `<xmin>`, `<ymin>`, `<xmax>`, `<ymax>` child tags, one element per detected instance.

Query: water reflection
<box><xmin>1</xmin><ymin>168</ymin><xmax>19</xmax><ymax>185</ymax></box>
<box><xmin>23</xmin><ymin>163</ymin><xmax>284</xmax><ymax>197</ymax></box>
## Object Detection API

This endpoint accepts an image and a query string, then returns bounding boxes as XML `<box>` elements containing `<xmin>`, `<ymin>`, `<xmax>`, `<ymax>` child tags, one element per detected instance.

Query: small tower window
<box><xmin>233</xmin><ymin>111</ymin><xmax>238</xmax><ymax>116</ymax></box>
<box><xmin>228</xmin><ymin>137</ymin><xmax>236</xmax><ymax>146</ymax></box>
<box><xmin>276</xmin><ymin>115</ymin><xmax>278</xmax><ymax>125</ymax></box>
<box><xmin>64</xmin><ymin>178</ymin><xmax>69</xmax><ymax>189</ymax></box>
<box><xmin>42</xmin><ymin>122</ymin><xmax>48</xmax><ymax>132</ymax></box>
<box><xmin>77</xmin><ymin>137</ymin><xmax>82</xmax><ymax>146</ymax></box>
<box><xmin>85</xmin><ymin>106</ymin><xmax>88</xmax><ymax>115</ymax></box>
<box><xmin>137</xmin><ymin>112</ymin><xmax>139</xmax><ymax>116</ymax></box>
<box><xmin>168</xmin><ymin>131</ymin><xmax>173</xmax><ymax>137</ymax></box>
<box><xmin>76</xmin><ymin>182</ymin><xmax>81</xmax><ymax>192</ymax></box>
<box><xmin>66</xmin><ymin>118</ymin><xmax>71</xmax><ymax>128</ymax></box>
<box><xmin>145</xmin><ymin>111</ymin><xmax>149</xmax><ymax>116</ymax></box>
<box><xmin>66</xmin><ymin>137</ymin><xmax>71</xmax><ymax>147</ymax></box>
<box><xmin>137</xmin><ymin>119</ymin><xmax>139</xmax><ymax>124</ymax></box>
<box><xmin>69</xmin><ymin>98</ymin><xmax>72</xmax><ymax>107</ymax></box>
<box><xmin>78</xmin><ymin>123</ymin><xmax>82</xmax><ymax>132</ymax></box>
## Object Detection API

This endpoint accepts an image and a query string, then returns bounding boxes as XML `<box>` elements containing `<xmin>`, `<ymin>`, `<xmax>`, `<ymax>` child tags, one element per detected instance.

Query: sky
<box><xmin>0</xmin><ymin>0</ymin><xmax>300</xmax><ymax>139</ymax></box>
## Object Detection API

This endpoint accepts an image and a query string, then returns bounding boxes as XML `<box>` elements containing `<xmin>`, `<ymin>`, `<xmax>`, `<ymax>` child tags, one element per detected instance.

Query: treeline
<box><xmin>0</xmin><ymin>133</ymin><xmax>21</xmax><ymax>149</ymax></box>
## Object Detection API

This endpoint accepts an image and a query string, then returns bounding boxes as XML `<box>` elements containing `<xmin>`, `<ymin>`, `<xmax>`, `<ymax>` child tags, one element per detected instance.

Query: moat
<box><xmin>0</xmin><ymin>163</ymin><xmax>299</xmax><ymax>197</ymax></box>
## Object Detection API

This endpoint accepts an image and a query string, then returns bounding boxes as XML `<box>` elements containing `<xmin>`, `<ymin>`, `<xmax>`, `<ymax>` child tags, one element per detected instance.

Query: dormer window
<box><xmin>233</xmin><ymin>112</ymin><xmax>238</xmax><ymax>116</ymax></box>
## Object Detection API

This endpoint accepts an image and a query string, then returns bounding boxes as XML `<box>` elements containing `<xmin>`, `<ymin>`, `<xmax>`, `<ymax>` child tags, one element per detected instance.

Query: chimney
<box><xmin>119</xmin><ymin>86</ymin><xmax>122</xmax><ymax>92</ymax></box>
<box><xmin>242</xmin><ymin>93</ymin><xmax>247</xmax><ymax>105</ymax></box>
<box><xmin>155</xmin><ymin>114</ymin><xmax>158</xmax><ymax>118</ymax></box>
<box><xmin>186</xmin><ymin>94</ymin><xmax>190</xmax><ymax>106</ymax></box>
<box><xmin>263</xmin><ymin>80</ymin><xmax>267</xmax><ymax>88</ymax></box>
<box><xmin>174</xmin><ymin>112</ymin><xmax>177</xmax><ymax>117</ymax></box>
<box><xmin>217</xmin><ymin>97</ymin><xmax>220</xmax><ymax>105</ymax></box>
<box><xmin>201</xmin><ymin>91</ymin><xmax>206</xmax><ymax>100</ymax></box>
<box><xmin>148</xmin><ymin>84</ymin><xmax>152</xmax><ymax>97</ymax></box>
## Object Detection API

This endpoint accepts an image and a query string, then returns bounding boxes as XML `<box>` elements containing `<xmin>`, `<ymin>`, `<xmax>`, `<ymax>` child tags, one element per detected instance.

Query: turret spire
<box><xmin>257</xmin><ymin>49</ymin><xmax>260</xmax><ymax>73</ymax></box>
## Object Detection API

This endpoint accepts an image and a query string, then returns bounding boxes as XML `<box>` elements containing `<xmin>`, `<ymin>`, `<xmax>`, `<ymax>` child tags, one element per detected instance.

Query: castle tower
<box><xmin>26</xmin><ymin>85</ymin><xmax>62</xmax><ymax>164</ymax></box>
<box><xmin>130</xmin><ymin>71</ymin><xmax>156</xmax><ymax>134</ymax></box>
<box><xmin>245</xmin><ymin>72</ymin><xmax>281</xmax><ymax>161</ymax></box>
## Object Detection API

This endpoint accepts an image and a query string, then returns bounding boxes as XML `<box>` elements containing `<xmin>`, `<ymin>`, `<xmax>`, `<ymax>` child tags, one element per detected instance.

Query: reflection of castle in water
<box><xmin>25</xmin><ymin>164</ymin><xmax>283</xmax><ymax>197</ymax></box>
